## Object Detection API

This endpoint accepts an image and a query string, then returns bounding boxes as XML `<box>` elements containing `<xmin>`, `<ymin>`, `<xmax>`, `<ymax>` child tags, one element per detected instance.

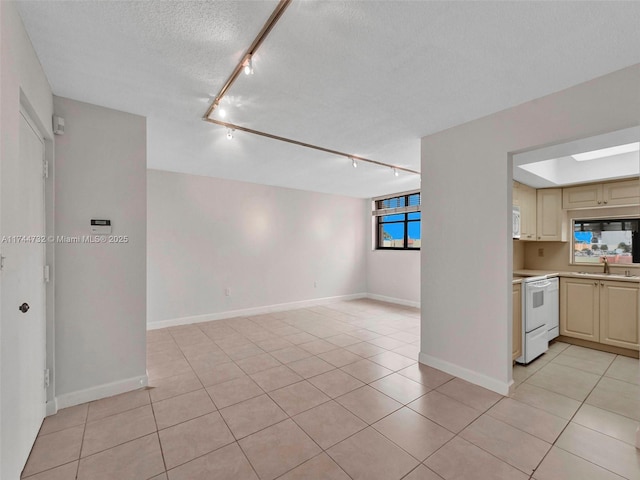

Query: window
<box><xmin>572</xmin><ymin>217</ymin><xmax>639</xmax><ymax>264</ymax></box>
<box><xmin>374</xmin><ymin>191</ymin><xmax>420</xmax><ymax>249</ymax></box>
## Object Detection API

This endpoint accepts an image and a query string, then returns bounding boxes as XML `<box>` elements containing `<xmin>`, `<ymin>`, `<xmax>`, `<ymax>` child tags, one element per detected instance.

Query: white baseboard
<box><xmin>54</xmin><ymin>374</ymin><xmax>148</xmax><ymax>411</ymax></box>
<box><xmin>419</xmin><ymin>352</ymin><xmax>510</xmax><ymax>396</ymax></box>
<box><xmin>147</xmin><ymin>293</ymin><xmax>368</xmax><ymax>330</ymax></box>
<box><xmin>46</xmin><ymin>399</ymin><xmax>58</xmax><ymax>416</ymax></box>
<box><xmin>366</xmin><ymin>293</ymin><xmax>420</xmax><ymax>309</ymax></box>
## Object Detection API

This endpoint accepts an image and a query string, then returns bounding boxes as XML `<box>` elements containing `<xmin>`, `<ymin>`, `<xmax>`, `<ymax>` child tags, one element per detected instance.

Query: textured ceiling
<box><xmin>17</xmin><ymin>1</ymin><xmax>640</xmax><ymax>198</ymax></box>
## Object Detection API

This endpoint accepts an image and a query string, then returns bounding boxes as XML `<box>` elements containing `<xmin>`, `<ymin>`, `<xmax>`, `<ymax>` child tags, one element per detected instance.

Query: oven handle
<box><xmin>529</xmin><ymin>280</ymin><xmax>551</xmax><ymax>288</ymax></box>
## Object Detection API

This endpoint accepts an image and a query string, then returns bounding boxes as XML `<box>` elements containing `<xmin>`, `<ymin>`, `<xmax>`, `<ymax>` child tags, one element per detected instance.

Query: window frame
<box><xmin>374</xmin><ymin>191</ymin><xmax>421</xmax><ymax>250</ymax></box>
<box><xmin>570</xmin><ymin>214</ymin><xmax>639</xmax><ymax>266</ymax></box>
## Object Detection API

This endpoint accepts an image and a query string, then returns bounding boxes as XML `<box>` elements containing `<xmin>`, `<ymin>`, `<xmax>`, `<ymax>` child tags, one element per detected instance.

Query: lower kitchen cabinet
<box><xmin>600</xmin><ymin>280</ymin><xmax>640</xmax><ymax>350</ymax></box>
<box><xmin>560</xmin><ymin>278</ymin><xmax>600</xmax><ymax>341</ymax></box>
<box><xmin>560</xmin><ymin>277</ymin><xmax>639</xmax><ymax>350</ymax></box>
<box><xmin>512</xmin><ymin>283</ymin><xmax>522</xmax><ymax>361</ymax></box>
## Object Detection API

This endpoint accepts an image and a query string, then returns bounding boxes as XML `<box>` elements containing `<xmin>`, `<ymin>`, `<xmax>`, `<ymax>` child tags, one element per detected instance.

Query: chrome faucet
<box><xmin>602</xmin><ymin>257</ymin><xmax>610</xmax><ymax>275</ymax></box>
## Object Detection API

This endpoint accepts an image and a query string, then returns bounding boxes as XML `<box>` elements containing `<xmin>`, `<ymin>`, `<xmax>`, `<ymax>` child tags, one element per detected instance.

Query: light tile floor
<box><xmin>21</xmin><ymin>299</ymin><xmax>640</xmax><ymax>479</ymax></box>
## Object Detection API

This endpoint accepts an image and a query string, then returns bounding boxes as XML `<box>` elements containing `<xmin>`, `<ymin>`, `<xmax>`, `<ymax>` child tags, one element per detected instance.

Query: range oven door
<box><xmin>524</xmin><ymin>278</ymin><xmax>551</xmax><ymax>332</ymax></box>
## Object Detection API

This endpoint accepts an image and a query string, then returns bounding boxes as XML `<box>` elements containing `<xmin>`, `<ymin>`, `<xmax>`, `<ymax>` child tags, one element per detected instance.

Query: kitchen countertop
<box><xmin>514</xmin><ymin>269</ymin><xmax>640</xmax><ymax>283</ymax></box>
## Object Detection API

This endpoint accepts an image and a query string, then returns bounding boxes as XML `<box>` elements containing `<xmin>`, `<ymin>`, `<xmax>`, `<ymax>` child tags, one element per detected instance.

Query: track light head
<box><xmin>351</xmin><ymin>158</ymin><xmax>357</xmax><ymax>168</ymax></box>
<box><xmin>218</xmin><ymin>108</ymin><xmax>226</xmax><ymax>118</ymax></box>
<box><xmin>226</xmin><ymin>128</ymin><xmax>234</xmax><ymax>140</ymax></box>
<box><xmin>244</xmin><ymin>57</ymin><xmax>254</xmax><ymax>75</ymax></box>
<box><xmin>393</xmin><ymin>168</ymin><xmax>399</xmax><ymax>177</ymax></box>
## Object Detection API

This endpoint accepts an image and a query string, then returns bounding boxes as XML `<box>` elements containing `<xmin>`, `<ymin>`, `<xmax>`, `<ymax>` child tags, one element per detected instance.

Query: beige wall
<box><xmin>54</xmin><ymin>96</ymin><xmax>147</xmax><ymax>406</ymax></box>
<box><xmin>366</xmin><ymin>249</ymin><xmax>420</xmax><ymax>307</ymax></box>
<box><xmin>147</xmin><ymin>170</ymin><xmax>368</xmax><ymax>326</ymax></box>
<box><xmin>513</xmin><ymin>240</ymin><xmax>525</xmax><ymax>270</ymax></box>
<box><xmin>421</xmin><ymin>64</ymin><xmax>640</xmax><ymax>395</ymax></box>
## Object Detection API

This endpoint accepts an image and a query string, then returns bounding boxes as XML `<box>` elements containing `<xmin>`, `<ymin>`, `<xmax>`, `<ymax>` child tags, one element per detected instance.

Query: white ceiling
<box><xmin>513</xmin><ymin>127</ymin><xmax>640</xmax><ymax>188</ymax></box>
<box><xmin>17</xmin><ymin>1</ymin><xmax>640</xmax><ymax>198</ymax></box>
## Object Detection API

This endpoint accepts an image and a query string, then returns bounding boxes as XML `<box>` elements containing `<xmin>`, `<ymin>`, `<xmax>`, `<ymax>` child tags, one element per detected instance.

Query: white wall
<box><xmin>53</xmin><ymin>96</ymin><xmax>147</xmax><ymax>405</ymax></box>
<box><xmin>147</xmin><ymin>170</ymin><xmax>368</xmax><ymax>326</ymax></box>
<box><xmin>420</xmin><ymin>64</ymin><xmax>640</xmax><ymax>395</ymax></box>
<box><xmin>0</xmin><ymin>3</ymin><xmax>54</xmax><ymax>478</ymax></box>
<box><xmin>366</xmin><ymin>249</ymin><xmax>420</xmax><ymax>307</ymax></box>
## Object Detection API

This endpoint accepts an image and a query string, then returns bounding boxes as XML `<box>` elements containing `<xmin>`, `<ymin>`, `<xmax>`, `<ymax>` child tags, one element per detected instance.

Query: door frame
<box><xmin>18</xmin><ymin>96</ymin><xmax>57</xmax><ymax>418</ymax></box>
<box><xmin>18</xmin><ymin>104</ymin><xmax>49</xmax><ymax>418</ymax></box>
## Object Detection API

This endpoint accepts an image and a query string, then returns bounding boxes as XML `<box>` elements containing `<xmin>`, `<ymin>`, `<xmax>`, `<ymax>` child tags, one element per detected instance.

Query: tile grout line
<box><xmin>527</xmin><ymin>350</ymin><xmax>633</xmax><ymax>479</ymax></box>
<box><xmin>74</xmin><ymin>402</ymin><xmax>89</xmax><ymax>479</ymax></box>
<box><xmin>196</xmin><ymin>315</ymin><xmax>421</xmax><ymax>478</ymax></box>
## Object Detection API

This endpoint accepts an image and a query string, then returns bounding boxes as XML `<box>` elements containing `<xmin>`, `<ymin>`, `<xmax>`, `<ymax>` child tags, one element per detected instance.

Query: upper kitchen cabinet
<box><xmin>604</xmin><ymin>179</ymin><xmax>640</xmax><ymax>206</ymax></box>
<box><xmin>536</xmin><ymin>188</ymin><xmax>567</xmax><ymax>241</ymax></box>
<box><xmin>516</xmin><ymin>182</ymin><xmax>537</xmax><ymax>240</ymax></box>
<box><xmin>563</xmin><ymin>178</ymin><xmax>640</xmax><ymax>209</ymax></box>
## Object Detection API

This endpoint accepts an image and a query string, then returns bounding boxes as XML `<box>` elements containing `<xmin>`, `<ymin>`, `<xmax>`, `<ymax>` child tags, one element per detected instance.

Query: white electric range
<box><xmin>515</xmin><ymin>275</ymin><xmax>559</xmax><ymax>364</ymax></box>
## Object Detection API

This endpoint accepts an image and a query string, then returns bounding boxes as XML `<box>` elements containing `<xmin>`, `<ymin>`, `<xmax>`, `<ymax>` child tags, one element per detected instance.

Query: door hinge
<box><xmin>0</xmin><ymin>255</ymin><xmax>5</xmax><ymax>271</ymax></box>
<box><xmin>44</xmin><ymin>369</ymin><xmax>50</xmax><ymax>388</ymax></box>
<box><xmin>43</xmin><ymin>159</ymin><xmax>49</xmax><ymax>179</ymax></box>
<box><xmin>44</xmin><ymin>264</ymin><xmax>50</xmax><ymax>283</ymax></box>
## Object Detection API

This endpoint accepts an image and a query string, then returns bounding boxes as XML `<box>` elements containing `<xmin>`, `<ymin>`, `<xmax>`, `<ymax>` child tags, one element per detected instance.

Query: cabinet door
<box><xmin>600</xmin><ymin>280</ymin><xmax>639</xmax><ymax>350</ymax></box>
<box><xmin>560</xmin><ymin>278</ymin><xmax>599</xmax><ymax>341</ymax></box>
<box><xmin>603</xmin><ymin>179</ymin><xmax>640</xmax><ymax>207</ymax></box>
<box><xmin>519</xmin><ymin>184</ymin><xmax>537</xmax><ymax>240</ymax></box>
<box><xmin>512</xmin><ymin>284</ymin><xmax>522</xmax><ymax>361</ymax></box>
<box><xmin>562</xmin><ymin>184</ymin><xmax>601</xmax><ymax>209</ymax></box>
<box><xmin>537</xmin><ymin>188</ymin><xmax>567</xmax><ymax>242</ymax></box>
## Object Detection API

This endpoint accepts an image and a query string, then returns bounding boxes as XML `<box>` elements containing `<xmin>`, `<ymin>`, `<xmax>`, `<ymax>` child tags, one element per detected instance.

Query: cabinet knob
<box><xmin>594</xmin><ymin>282</ymin><xmax>598</xmax><ymax>286</ymax></box>
<box><xmin>597</xmin><ymin>201</ymin><xmax>602</xmax><ymax>204</ymax></box>
<box><xmin>600</xmin><ymin>282</ymin><xmax>604</xmax><ymax>286</ymax></box>
<box><xmin>604</xmin><ymin>200</ymin><xmax>608</xmax><ymax>204</ymax></box>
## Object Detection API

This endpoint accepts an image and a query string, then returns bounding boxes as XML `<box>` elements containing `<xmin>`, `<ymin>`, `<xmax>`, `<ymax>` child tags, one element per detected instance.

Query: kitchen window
<box><xmin>373</xmin><ymin>191</ymin><xmax>421</xmax><ymax>250</ymax></box>
<box><xmin>572</xmin><ymin>217</ymin><xmax>639</xmax><ymax>264</ymax></box>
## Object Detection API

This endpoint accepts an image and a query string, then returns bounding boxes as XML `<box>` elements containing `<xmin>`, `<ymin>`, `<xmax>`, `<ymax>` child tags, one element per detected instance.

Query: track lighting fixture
<box><xmin>244</xmin><ymin>57</ymin><xmax>254</xmax><ymax>75</ymax></box>
<box><xmin>203</xmin><ymin>0</ymin><xmax>421</xmax><ymax>178</ymax></box>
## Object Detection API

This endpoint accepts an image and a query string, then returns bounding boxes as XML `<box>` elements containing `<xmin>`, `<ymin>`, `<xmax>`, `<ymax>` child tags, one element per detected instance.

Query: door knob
<box><xmin>19</xmin><ymin>303</ymin><xmax>30</xmax><ymax>313</ymax></box>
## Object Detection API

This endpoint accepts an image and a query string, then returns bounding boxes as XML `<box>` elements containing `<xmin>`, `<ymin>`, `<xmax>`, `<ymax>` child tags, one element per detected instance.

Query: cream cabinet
<box><xmin>560</xmin><ymin>278</ymin><xmax>600</xmax><ymax>342</ymax></box>
<box><xmin>560</xmin><ymin>277</ymin><xmax>639</xmax><ymax>351</ymax></box>
<box><xmin>512</xmin><ymin>283</ymin><xmax>522</xmax><ymax>361</ymax></box>
<box><xmin>600</xmin><ymin>280</ymin><xmax>640</xmax><ymax>350</ymax></box>
<box><xmin>604</xmin><ymin>179</ymin><xmax>640</xmax><ymax>207</ymax></box>
<box><xmin>518</xmin><ymin>184</ymin><xmax>537</xmax><ymax>240</ymax></box>
<box><xmin>536</xmin><ymin>188</ymin><xmax>567</xmax><ymax>242</ymax></box>
<box><xmin>563</xmin><ymin>178</ymin><xmax>640</xmax><ymax>209</ymax></box>
<box><xmin>562</xmin><ymin>184</ymin><xmax>601</xmax><ymax>209</ymax></box>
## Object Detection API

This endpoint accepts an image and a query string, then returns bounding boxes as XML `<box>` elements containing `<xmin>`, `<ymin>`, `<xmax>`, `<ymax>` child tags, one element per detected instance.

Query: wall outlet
<box><xmin>225</xmin><ymin>287</ymin><xmax>231</xmax><ymax>297</ymax></box>
<box><xmin>538</xmin><ymin>248</ymin><xmax>544</xmax><ymax>257</ymax></box>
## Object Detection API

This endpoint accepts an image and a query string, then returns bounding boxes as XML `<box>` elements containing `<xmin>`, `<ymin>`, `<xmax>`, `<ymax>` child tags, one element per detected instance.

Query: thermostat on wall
<box><xmin>91</xmin><ymin>219</ymin><xmax>111</xmax><ymax>234</ymax></box>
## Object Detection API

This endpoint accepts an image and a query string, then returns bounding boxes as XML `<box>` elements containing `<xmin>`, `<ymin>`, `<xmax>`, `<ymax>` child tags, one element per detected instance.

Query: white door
<box><xmin>0</xmin><ymin>109</ymin><xmax>47</xmax><ymax>479</ymax></box>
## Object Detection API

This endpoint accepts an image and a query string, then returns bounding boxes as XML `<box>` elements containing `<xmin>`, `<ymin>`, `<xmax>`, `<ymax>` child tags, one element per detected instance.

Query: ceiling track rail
<box><xmin>204</xmin><ymin>0</ymin><xmax>292</xmax><ymax>119</ymax></box>
<box><xmin>204</xmin><ymin>118</ymin><xmax>421</xmax><ymax>175</ymax></box>
<box><xmin>202</xmin><ymin>0</ymin><xmax>420</xmax><ymax>177</ymax></box>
